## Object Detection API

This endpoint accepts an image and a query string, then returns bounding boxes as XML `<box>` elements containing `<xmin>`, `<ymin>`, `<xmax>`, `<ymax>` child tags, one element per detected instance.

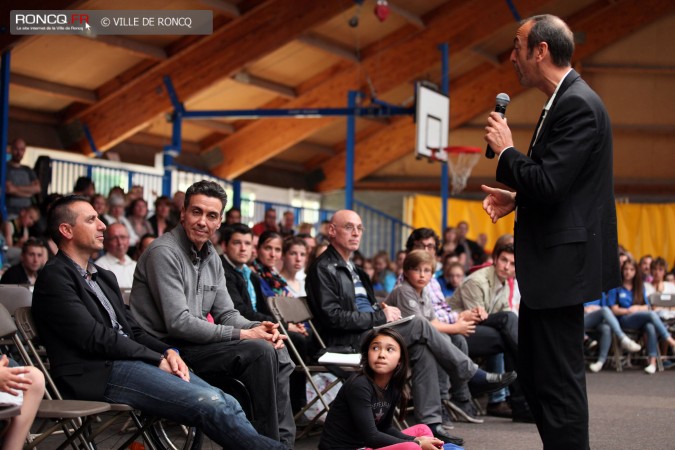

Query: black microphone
<box><xmin>485</xmin><ymin>93</ymin><xmax>511</xmax><ymax>159</ymax></box>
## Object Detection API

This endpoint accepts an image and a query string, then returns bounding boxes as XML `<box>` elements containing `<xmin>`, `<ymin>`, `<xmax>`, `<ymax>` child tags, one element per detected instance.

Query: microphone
<box><xmin>485</xmin><ymin>93</ymin><xmax>511</xmax><ymax>159</ymax></box>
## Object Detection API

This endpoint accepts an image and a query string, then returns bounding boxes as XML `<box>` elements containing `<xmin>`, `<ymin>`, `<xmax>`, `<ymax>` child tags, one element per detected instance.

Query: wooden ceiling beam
<box><xmin>126</xmin><ymin>132</ymin><xmax>201</xmax><ymax>153</ymax></box>
<box><xmin>389</xmin><ymin>2</ymin><xmax>426</xmax><ymax>29</ymax></box>
<box><xmin>10</xmin><ymin>73</ymin><xmax>97</xmax><ymax>104</ymax></box>
<box><xmin>80</xmin><ymin>35</ymin><xmax>167</xmax><ymax>61</ymax></box>
<box><xmin>210</xmin><ymin>0</ymin><xmax>551</xmax><ymax>180</ymax></box>
<box><xmin>316</xmin><ymin>0</ymin><xmax>675</xmax><ymax>192</ymax></box>
<box><xmin>190</xmin><ymin>120</ymin><xmax>236</xmax><ymax>135</ymax></box>
<box><xmin>200</xmin><ymin>0</ymin><xmax>241</xmax><ymax>19</ymax></box>
<box><xmin>297</xmin><ymin>34</ymin><xmax>360</xmax><ymax>63</ymax></box>
<box><xmin>232</xmin><ymin>71</ymin><xmax>297</xmax><ymax>98</ymax></box>
<box><xmin>9</xmin><ymin>106</ymin><xmax>59</xmax><ymax>125</ymax></box>
<box><xmin>70</xmin><ymin>0</ymin><xmax>355</xmax><ymax>155</ymax></box>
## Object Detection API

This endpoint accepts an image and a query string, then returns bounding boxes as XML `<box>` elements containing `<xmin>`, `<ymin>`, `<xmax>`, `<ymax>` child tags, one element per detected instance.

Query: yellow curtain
<box><xmin>412</xmin><ymin>194</ymin><xmax>675</xmax><ymax>266</ymax></box>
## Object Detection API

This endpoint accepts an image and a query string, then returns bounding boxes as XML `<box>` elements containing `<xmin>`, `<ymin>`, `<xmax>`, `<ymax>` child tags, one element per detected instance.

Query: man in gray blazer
<box><xmin>482</xmin><ymin>14</ymin><xmax>620</xmax><ymax>449</ymax></box>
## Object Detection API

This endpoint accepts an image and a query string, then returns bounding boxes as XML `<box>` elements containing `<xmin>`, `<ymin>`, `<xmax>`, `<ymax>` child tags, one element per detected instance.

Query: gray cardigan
<box><xmin>130</xmin><ymin>223</ymin><xmax>258</xmax><ymax>343</ymax></box>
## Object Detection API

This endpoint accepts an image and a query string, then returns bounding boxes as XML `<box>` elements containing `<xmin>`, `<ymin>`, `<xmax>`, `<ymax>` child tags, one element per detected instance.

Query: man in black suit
<box><xmin>482</xmin><ymin>15</ymin><xmax>620</xmax><ymax>449</ymax></box>
<box><xmin>31</xmin><ymin>195</ymin><xmax>285</xmax><ymax>449</ymax></box>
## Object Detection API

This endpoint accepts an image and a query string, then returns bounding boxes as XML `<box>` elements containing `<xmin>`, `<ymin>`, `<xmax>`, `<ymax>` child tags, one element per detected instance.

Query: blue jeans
<box><xmin>103</xmin><ymin>360</ymin><xmax>286</xmax><ymax>450</ymax></box>
<box><xmin>584</xmin><ymin>307</ymin><xmax>627</xmax><ymax>363</ymax></box>
<box><xmin>619</xmin><ymin>311</ymin><xmax>670</xmax><ymax>357</ymax></box>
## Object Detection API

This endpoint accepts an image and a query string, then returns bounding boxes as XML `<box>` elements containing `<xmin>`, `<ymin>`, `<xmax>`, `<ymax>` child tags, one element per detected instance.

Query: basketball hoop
<box><xmin>430</xmin><ymin>146</ymin><xmax>481</xmax><ymax>195</ymax></box>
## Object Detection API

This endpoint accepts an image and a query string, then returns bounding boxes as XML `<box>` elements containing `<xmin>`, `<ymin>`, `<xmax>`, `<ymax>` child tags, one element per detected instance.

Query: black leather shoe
<box><xmin>431</xmin><ymin>424</ymin><xmax>464</xmax><ymax>446</ymax></box>
<box><xmin>469</xmin><ymin>371</ymin><xmax>517</xmax><ymax>396</ymax></box>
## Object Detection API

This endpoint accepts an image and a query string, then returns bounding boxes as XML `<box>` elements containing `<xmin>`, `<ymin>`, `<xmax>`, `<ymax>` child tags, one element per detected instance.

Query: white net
<box><xmin>447</xmin><ymin>151</ymin><xmax>480</xmax><ymax>195</ymax></box>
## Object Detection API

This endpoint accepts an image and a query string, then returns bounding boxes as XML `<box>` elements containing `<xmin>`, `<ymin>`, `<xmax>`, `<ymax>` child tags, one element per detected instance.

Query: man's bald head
<box><xmin>329</xmin><ymin>210</ymin><xmax>364</xmax><ymax>260</ymax></box>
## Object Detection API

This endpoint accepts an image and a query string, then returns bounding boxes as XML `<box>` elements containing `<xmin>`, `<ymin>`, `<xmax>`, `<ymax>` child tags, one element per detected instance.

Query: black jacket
<box><xmin>221</xmin><ymin>255</ymin><xmax>273</xmax><ymax>322</ymax></box>
<box><xmin>497</xmin><ymin>69</ymin><xmax>620</xmax><ymax>309</ymax></box>
<box><xmin>32</xmin><ymin>251</ymin><xmax>170</xmax><ymax>401</ymax></box>
<box><xmin>0</xmin><ymin>264</ymin><xmax>31</xmax><ymax>285</ymax></box>
<box><xmin>305</xmin><ymin>245</ymin><xmax>384</xmax><ymax>351</ymax></box>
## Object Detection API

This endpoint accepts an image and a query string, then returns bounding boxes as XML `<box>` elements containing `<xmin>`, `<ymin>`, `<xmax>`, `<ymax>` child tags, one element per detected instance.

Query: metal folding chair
<box><xmin>0</xmin><ymin>303</ymin><xmax>111</xmax><ymax>450</ymax></box>
<box><xmin>13</xmin><ymin>306</ymin><xmax>204</xmax><ymax>450</ymax></box>
<box><xmin>266</xmin><ymin>295</ymin><xmax>359</xmax><ymax>439</ymax></box>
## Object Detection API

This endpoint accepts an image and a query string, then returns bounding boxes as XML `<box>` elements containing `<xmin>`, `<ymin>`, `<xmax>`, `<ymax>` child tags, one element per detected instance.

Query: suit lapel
<box><xmin>527</xmin><ymin>69</ymin><xmax>580</xmax><ymax>157</ymax></box>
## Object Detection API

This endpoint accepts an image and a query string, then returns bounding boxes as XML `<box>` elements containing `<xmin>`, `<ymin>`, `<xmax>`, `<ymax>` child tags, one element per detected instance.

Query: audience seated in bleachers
<box><xmin>32</xmin><ymin>194</ymin><xmax>285</xmax><ymax>449</ymax></box>
<box><xmin>607</xmin><ymin>259</ymin><xmax>675</xmax><ymax>374</ymax></box>
<box><xmin>306</xmin><ymin>211</ymin><xmax>516</xmax><ymax>447</ymax></box>
<box><xmin>584</xmin><ymin>296</ymin><xmax>641</xmax><ymax>373</ymax></box>
<box><xmin>129</xmin><ymin>182</ymin><xmax>295</xmax><ymax>447</ymax></box>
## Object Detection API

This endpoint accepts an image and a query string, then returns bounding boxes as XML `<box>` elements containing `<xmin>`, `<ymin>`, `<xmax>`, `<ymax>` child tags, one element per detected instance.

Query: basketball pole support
<box><xmin>161</xmin><ymin>76</ymin><xmax>413</xmax><ymax>210</ymax></box>
<box><xmin>439</xmin><ymin>43</ymin><xmax>450</xmax><ymax>235</ymax></box>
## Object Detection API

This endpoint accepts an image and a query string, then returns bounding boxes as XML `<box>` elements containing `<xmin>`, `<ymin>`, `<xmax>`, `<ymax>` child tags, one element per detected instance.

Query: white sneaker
<box><xmin>589</xmin><ymin>361</ymin><xmax>604</xmax><ymax>373</ymax></box>
<box><xmin>644</xmin><ymin>363</ymin><xmax>657</xmax><ymax>374</ymax></box>
<box><xmin>621</xmin><ymin>336</ymin><xmax>642</xmax><ymax>353</ymax></box>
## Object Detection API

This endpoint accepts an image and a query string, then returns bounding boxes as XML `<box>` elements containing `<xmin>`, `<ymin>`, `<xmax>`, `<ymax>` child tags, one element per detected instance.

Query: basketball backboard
<box><xmin>415</xmin><ymin>82</ymin><xmax>449</xmax><ymax>163</ymax></box>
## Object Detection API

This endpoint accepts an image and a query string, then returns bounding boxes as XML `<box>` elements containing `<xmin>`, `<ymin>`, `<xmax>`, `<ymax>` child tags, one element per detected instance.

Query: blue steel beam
<box><xmin>345</xmin><ymin>90</ymin><xmax>361</xmax><ymax>210</ymax></box>
<box><xmin>439</xmin><ymin>43</ymin><xmax>450</xmax><ymax>234</ymax></box>
<box><xmin>0</xmin><ymin>51</ymin><xmax>9</xmax><ymax>220</ymax></box>
<box><xmin>181</xmin><ymin>106</ymin><xmax>413</xmax><ymax>119</ymax></box>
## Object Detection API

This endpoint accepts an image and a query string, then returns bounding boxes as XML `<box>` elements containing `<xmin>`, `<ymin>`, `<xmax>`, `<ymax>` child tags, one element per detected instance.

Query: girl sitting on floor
<box><xmin>319</xmin><ymin>328</ymin><xmax>444</xmax><ymax>450</ymax></box>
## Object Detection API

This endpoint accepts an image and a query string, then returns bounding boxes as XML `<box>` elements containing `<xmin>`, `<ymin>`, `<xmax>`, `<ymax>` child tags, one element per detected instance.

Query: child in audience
<box><xmin>644</xmin><ymin>257</ymin><xmax>675</xmax><ymax>296</ymax></box>
<box><xmin>607</xmin><ymin>260</ymin><xmax>675</xmax><ymax>374</ymax></box>
<box><xmin>0</xmin><ymin>355</ymin><xmax>44</xmax><ymax>450</ymax></box>
<box><xmin>372</xmin><ymin>251</ymin><xmax>397</xmax><ymax>294</ymax></box>
<box><xmin>319</xmin><ymin>328</ymin><xmax>443</xmax><ymax>450</ymax></box>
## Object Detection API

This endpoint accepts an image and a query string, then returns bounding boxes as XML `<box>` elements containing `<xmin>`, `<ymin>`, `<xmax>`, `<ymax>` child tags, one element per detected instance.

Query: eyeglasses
<box><xmin>340</xmin><ymin>224</ymin><xmax>365</xmax><ymax>234</ymax></box>
<box><xmin>413</xmin><ymin>243</ymin><xmax>436</xmax><ymax>251</ymax></box>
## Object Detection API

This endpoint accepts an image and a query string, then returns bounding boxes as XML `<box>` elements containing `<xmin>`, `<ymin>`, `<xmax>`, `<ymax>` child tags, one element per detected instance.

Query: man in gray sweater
<box><xmin>130</xmin><ymin>181</ymin><xmax>295</xmax><ymax>448</ymax></box>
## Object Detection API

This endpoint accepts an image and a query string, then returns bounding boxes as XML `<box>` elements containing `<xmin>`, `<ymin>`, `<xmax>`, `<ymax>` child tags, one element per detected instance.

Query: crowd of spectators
<box><xmin>1</xmin><ymin>141</ymin><xmax>674</xmax><ymax>448</ymax></box>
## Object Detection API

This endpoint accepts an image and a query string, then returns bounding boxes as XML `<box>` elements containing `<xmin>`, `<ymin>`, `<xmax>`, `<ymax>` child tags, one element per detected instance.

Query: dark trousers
<box><xmin>178</xmin><ymin>339</ymin><xmax>296</xmax><ymax>448</ymax></box>
<box><xmin>466</xmin><ymin>311</ymin><xmax>523</xmax><ymax>399</ymax></box>
<box><xmin>519</xmin><ymin>302</ymin><xmax>589</xmax><ymax>450</ymax></box>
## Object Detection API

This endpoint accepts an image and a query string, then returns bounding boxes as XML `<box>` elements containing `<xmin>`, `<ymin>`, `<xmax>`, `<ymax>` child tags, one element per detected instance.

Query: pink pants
<box><xmin>366</xmin><ymin>424</ymin><xmax>434</xmax><ymax>450</ymax></box>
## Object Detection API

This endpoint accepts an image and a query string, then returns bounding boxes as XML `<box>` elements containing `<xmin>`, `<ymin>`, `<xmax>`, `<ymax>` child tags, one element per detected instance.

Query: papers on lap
<box><xmin>317</xmin><ymin>352</ymin><xmax>361</xmax><ymax>366</ymax></box>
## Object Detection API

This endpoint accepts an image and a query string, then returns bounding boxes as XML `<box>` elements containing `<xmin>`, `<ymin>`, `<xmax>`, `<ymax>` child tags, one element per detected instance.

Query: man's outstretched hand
<box><xmin>481</xmin><ymin>185</ymin><xmax>516</xmax><ymax>223</ymax></box>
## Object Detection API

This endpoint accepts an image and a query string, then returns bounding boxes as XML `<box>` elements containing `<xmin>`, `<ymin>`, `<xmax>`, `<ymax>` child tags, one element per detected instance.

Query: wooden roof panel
<box><xmin>184</xmin><ymin>77</ymin><xmax>278</xmax><ymax>112</ymax></box>
<box><xmin>9</xmin><ymin>86</ymin><xmax>74</xmax><ymax>112</ymax></box>
<box><xmin>246</xmin><ymin>40</ymin><xmax>342</xmax><ymax>87</ymax></box>
<box><xmin>11</xmin><ymin>35</ymin><xmax>144</xmax><ymax>89</ymax></box>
